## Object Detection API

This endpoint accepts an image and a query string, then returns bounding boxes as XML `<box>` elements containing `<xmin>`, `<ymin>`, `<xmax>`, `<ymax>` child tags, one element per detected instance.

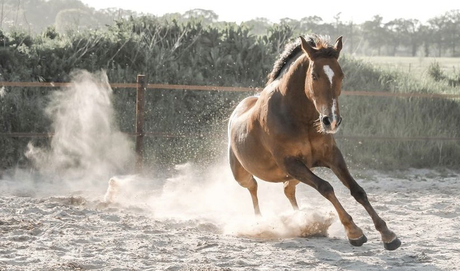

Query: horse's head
<box><xmin>300</xmin><ymin>36</ymin><xmax>344</xmax><ymax>134</ymax></box>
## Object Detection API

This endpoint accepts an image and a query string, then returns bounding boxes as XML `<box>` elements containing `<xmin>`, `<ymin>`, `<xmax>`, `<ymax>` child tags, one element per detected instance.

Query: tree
<box><xmin>1</xmin><ymin>0</ymin><xmax>4</xmax><ymax>28</ymax></box>
<box><xmin>445</xmin><ymin>10</ymin><xmax>460</xmax><ymax>56</ymax></box>
<box><xmin>24</xmin><ymin>0</ymin><xmax>88</xmax><ymax>32</ymax></box>
<box><xmin>242</xmin><ymin>17</ymin><xmax>271</xmax><ymax>36</ymax></box>
<box><xmin>280</xmin><ymin>18</ymin><xmax>300</xmax><ymax>35</ymax></box>
<box><xmin>160</xmin><ymin>12</ymin><xmax>185</xmax><ymax>24</ymax></box>
<box><xmin>362</xmin><ymin>15</ymin><xmax>387</xmax><ymax>55</ymax></box>
<box><xmin>406</xmin><ymin>19</ymin><xmax>423</xmax><ymax>56</ymax></box>
<box><xmin>54</xmin><ymin>8</ymin><xmax>99</xmax><ymax>34</ymax></box>
<box><xmin>428</xmin><ymin>15</ymin><xmax>448</xmax><ymax>57</ymax></box>
<box><xmin>385</xmin><ymin>18</ymin><xmax>422</xmax><ymax>56</ymax></box>
<box><xmin>267</xmin><ymin>22</ymin><xmax>293</xmax><ymax>54</ymax></box>
<box><xmin>299</xmin><ymin>15</ymin><xmax>323</xmax><ymax>33</ymax></box>
<box><xmin>333</xmin><ymin>12</ymin><xmax>342</xmax><ymax>38</ymax></box>
<box><xmin>417</xmin><ymin>24</ymin><xmax>431</xmax><ymax>56</ymax></box>
<box><xmin>183</xmin><ymin>9</ymin><xmax>218</xmax><ymax>25</ymax></box>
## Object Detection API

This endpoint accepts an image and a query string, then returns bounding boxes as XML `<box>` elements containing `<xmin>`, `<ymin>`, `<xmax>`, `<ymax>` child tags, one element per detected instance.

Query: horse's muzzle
<box><xmin>321</xmin><ymin>115</ymin><xmax>342</xmax><ymax>133</ymax></box>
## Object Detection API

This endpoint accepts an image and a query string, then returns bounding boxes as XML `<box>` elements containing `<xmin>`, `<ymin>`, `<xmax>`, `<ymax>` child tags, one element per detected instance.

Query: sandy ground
<box><xmin>1</xmin><ymin>165</ymin><xmax>459</xmax><ymax>271</ymax></box>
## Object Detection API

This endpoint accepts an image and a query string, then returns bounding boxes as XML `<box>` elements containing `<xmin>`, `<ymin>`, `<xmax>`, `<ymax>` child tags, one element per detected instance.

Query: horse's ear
<box><xmin>334</xmin><ymin>36</ymin><xmax>343</xmax><ymax>54</ymax></box>
<box><xmin>300</xmin><ymin>36</ymin><xmax>316</xmax><ymax>60</ymax></box>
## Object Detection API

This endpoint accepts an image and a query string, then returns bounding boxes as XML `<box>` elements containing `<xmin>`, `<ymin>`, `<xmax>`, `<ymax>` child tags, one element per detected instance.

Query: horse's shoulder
<box><xmin>229</xmin><ymin>96</ymin><xmax>259</xmax><ymax>133</ymax></box>
<box><xmin>232</xmin><ymin>96</ymin><xmax>258</xmax><ymax>116</ymax></box>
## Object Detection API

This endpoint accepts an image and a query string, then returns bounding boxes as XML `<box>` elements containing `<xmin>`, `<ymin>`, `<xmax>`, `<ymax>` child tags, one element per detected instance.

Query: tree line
<box><xmin>1</xmin><ymin>0</ymin><xmax>460</xmax><ymax>57</ymax></box>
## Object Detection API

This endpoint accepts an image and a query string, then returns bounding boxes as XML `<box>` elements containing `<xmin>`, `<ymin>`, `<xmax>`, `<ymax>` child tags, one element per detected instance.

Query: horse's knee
<box><xmin>351</xmin><ymin>185</ymin><xmax>368</xmax><ymax>204</ymax></box>
<box><xmin>317</xmin><ymin>181</ymin><xmax>334</xmax><ymax>197</ymax></box>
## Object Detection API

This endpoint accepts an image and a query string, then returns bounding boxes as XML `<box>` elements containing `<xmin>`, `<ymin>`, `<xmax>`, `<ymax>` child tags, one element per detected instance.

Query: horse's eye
<box><xmin>312</xmin><ymin>73</ymin><xmax>318</xmax><ymax>80</ymax></box>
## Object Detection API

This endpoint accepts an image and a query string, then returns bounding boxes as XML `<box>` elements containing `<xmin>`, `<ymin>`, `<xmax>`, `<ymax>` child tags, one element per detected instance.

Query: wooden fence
<box><xmin>2</xmin><ymin>75</ymin><xmax>460</xmax><ymax>170</ymax></box>
<box><xmin>2</xmin><ymin>80</ymin><xmax>460</xmax><ymax>99</ymax></box>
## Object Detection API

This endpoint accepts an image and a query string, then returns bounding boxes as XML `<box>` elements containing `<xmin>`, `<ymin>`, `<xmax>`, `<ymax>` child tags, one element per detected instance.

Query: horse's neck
<box><xmin>279</xmin><ymin>56</ymin><xmax>318</xmax><ymax>123</ymax></box>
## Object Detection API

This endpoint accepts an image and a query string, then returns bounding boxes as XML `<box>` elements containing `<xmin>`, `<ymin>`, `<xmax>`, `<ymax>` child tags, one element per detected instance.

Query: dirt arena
<box><xmin>1</xmin><ymin>165</ymin><xmax>459</xmax><ymax>271</ymax></box>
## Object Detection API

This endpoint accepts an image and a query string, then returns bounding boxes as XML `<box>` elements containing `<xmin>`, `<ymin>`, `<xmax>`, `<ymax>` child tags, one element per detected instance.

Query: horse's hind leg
<box><xmin>229</xmin><ymin>149</ymin><xmax>261</xmax><ymax>216</ymax></box>
<box><xmin>284</xmin><ymin>180</ymin><xmax>300</xmax><ymax>210</ymax></box>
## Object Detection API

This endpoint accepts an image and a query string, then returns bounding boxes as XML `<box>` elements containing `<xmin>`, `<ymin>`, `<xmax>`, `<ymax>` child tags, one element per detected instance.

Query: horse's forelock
<box><xmin>309</xmin><ymin>35</ymin><xmax>340</xmax><ymax>59</ymax></box>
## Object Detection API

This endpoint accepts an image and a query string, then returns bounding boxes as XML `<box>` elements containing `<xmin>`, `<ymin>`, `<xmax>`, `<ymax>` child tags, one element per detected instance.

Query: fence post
<box><xmin>135</xmin><ymin>75</ymin><xmax>146</xmax><ymax>173</ymax></box>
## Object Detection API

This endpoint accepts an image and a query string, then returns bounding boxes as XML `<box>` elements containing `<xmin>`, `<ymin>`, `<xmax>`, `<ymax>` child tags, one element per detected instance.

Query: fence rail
<box><xmin>1</xmin><ymin>80</ymin><xmax>460</xmax><ymax>143</ymax></box>
<box><xmin>3</xmin><ymin>78</ymin><xmax>460</xmax><ymax>172</ymax></box>
<box><xmin>1</xmin><ymin>132</ymin><xmax>460</xmax><ymax>142</ymax></box>
<box><xmin>2</xmin><ymin>81</ymin><xmax>460</xmax><ymax>99</ymax></box>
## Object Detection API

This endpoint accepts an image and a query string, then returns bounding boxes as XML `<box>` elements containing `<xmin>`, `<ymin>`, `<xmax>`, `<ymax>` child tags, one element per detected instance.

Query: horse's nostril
<box><xmin>337</xmin><ymin>116</ymin><xmax>342</xmax><ymax>126</ymax></box>
<box><xmin>322</xmin><ymin>116</ymin><xmax>331</xmax><ymax>126</ymax></box>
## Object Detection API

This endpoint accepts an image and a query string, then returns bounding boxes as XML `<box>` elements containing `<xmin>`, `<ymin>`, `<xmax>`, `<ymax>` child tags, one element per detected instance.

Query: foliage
<box><xmin>428</xmin><ymin>61</ymin><xmax>445</xmax><ymax>81</ymax></box>
<box><xmin>1</xmin><ymin>0</ymin><xmax>460</xmax><ymax>57</ymax></box>
<box><xmin>1</xmin><ymin>16</ymin><xmax>459</xmax><ymax>172</ymax></box>
<box><xmin>428</xmin><ymin>61</ymin><xmax>460</xmax><ymax>87</ymax></box>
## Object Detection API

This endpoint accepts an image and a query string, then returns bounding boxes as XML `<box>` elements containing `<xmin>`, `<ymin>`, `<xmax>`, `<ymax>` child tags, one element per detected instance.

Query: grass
<box><xmin>334</xmin><ymin>56</ymin><xmax>460</xmax><ymax>169</ymax></box>
<box><xmin>355</xmin><ymin>56</ymin><xmax>460</xmax><ymax>81</ymax></box>
<box><xmin>337</xmin><ymin>95</ymin><xmax>460</xmax><ymax>169</ymax></box>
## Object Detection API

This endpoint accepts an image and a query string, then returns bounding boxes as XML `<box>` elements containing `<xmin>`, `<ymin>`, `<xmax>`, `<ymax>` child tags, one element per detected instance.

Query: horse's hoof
<box><xmin>349</xmin><ymin>235</ymin><xmax>368</xmax><ymax>247</ymax></box>
<box><xmin>384</xmin><ymin>237</ymin><xmax>401</xmax><ymax>250</ymax></box>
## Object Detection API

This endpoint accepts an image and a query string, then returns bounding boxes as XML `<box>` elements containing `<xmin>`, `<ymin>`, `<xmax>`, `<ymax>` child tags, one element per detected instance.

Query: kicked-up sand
<box><xmin>1</xmin><ymin>165</ymin><xmax>459</xmax><ymax>271</ymax></box>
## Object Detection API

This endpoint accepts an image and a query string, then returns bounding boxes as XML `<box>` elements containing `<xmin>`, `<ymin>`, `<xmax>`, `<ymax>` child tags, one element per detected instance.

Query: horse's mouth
<box><xmin>324</xmin><ymin>126</ymin><xmax>340</xmax><ymax>134</ymax></box>
<box><xmin>318</xmin><ymin>125</ymin><xmax>340</xmax><ymax>135</ymax></box>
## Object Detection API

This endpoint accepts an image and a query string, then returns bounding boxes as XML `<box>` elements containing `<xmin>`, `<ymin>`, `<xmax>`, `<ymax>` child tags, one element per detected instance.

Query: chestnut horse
<box><xmin>228</xmin><ymin>35</ymin><xmax>401</xmax><ymax>250</ymax></box>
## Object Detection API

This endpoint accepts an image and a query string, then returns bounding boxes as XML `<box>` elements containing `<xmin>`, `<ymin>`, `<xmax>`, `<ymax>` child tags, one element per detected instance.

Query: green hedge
<box><xmin>1</xmin><ymin>17</ymin><xmax>459</xmax><ymax>172</ymax></box>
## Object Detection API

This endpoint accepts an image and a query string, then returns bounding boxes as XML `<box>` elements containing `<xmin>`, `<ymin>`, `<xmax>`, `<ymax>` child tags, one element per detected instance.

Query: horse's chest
<box><xmin>295</xmin><ymin>138</ymin><xmax>315</xmax><ymax>167</ymax></box>
<box><xmin>291</xmin><ymin>134</ymin><xmax>334</xmax><ymax>167</ymax></box>
<box><xmin>309</xmin><ymin>136</ymin><xmax>335</xmax><ymax>164</ymax></box>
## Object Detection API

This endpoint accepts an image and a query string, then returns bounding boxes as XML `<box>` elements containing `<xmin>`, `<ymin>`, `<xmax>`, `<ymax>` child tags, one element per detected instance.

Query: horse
<box><xmin>228</xmin><ymin>35</ymin><xmax>401</xmax><ymax>250</ymax></box>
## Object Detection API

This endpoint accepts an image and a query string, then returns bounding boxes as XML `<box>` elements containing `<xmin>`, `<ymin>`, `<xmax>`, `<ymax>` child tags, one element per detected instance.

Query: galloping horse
<box><xmin>228</xmin><ymin>35</ymin><xmax>401</xmax><ymax>250</ymax></box>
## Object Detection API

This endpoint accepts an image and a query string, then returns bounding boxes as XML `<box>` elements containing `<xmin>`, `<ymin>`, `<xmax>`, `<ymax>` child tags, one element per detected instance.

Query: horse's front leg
<box><xmin>283</xmin><ymin>157</ymin><xmax>368</xmax><ymax>247</ymax></box>
<box><xmin>327</xmin><ymin>146</ymin><xmax>401</xmax><ymax>250</ymax></box>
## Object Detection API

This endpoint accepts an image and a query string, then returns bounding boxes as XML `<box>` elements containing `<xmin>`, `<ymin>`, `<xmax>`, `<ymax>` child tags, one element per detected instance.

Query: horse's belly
<box><xmin>238</xmin><ymin>150</ymin><xmax>287</xmax><ymax>182</ymax></box>
<box><xmin>230</xmin><ymin>127</ymin><xmax>288</xmax><ymax>183</ymax></box>
<box><xmin>251</xmin><ymin>166</ymin><xmax>289</xmax><ymax>183</ymax></box>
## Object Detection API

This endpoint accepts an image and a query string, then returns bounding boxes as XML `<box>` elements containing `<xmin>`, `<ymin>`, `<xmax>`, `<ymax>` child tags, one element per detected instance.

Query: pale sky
<box><xmin>80</xmin><ymin>0</ymin><xmax>458</xmax><ymax>24</ymax></box>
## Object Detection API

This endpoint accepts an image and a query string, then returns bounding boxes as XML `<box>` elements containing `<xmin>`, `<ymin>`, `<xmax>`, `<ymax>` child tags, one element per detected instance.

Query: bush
<box><xmin>1</xmin><ymin>17</ymin><xmax>459</xmax><ymax>172</ymax></box>
<box><xmin>428</xmin><ymin>61</ymin><xmax>445</xmax><ymax>81</ymax></box>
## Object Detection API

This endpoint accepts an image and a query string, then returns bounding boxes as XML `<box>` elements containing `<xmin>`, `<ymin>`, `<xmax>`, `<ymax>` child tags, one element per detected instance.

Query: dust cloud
<box><xmin>25</xmin><ymin>70</ymin><xmax>135</xmax><ymax>191</ymax></box>
<box><xmin>6</xmin><ymin>70</ymin><xmax>337</xmax><ymax>240</ymax></box>
<box><xmin>106</xmin><ymin>162</ymin><xmax>337</xmax><ymax>239</ymax></box>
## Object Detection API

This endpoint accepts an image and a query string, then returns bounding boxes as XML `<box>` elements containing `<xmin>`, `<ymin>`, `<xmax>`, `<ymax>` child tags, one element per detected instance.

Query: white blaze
<box><xmin>323</xmin><ymin>65</ymin><xmax>334</xmax><ymax>85</ymax></box>
<box><xmin>332</xmin><ymin>99</ymin><xmax>338</xmax><ymax>121</ymax></box>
